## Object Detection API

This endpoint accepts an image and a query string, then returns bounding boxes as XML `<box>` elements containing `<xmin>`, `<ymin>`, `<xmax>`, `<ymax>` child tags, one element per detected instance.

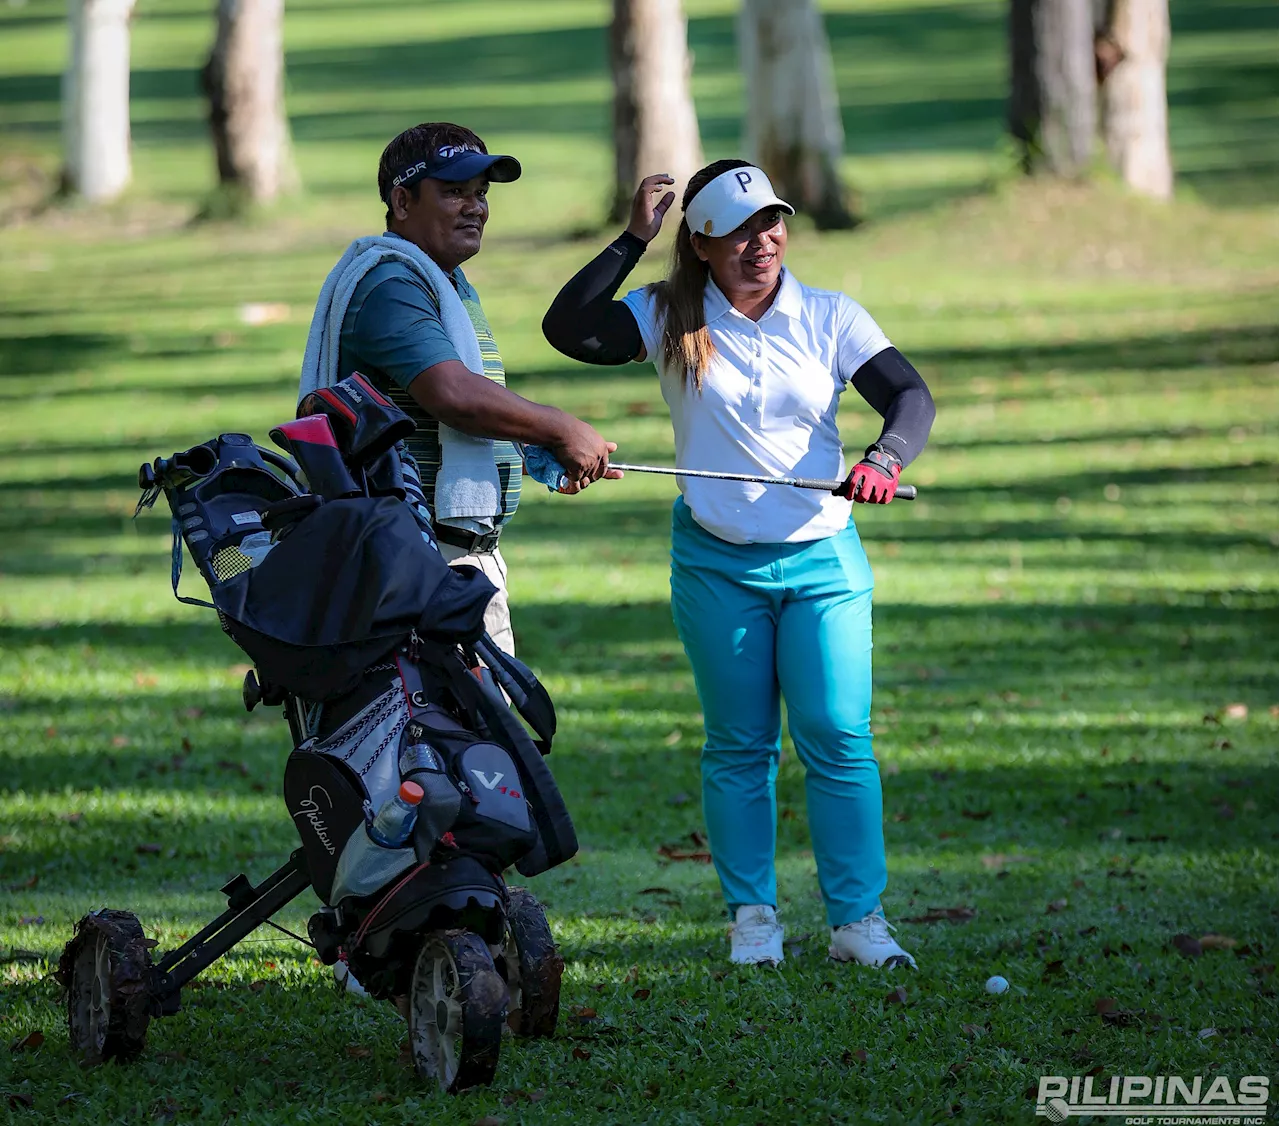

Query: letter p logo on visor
<box><xmin>684</xmin><ymin>165</ymin><xmax>794</xmax><ymax>237</ymax></box>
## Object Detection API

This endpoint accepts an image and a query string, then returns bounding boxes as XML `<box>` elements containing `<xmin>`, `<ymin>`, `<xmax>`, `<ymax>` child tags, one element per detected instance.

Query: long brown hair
<box><xmin>650</xmin><ymin>159</ymin><xmax>752</xmax><ymax>391</ymax></box>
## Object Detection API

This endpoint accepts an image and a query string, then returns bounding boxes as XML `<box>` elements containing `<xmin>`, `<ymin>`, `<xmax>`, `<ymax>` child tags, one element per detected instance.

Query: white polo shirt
<box><xmin>622</xmin><ymin>269</ymin><xmax>892</xmax><ymax>545</ymax></box>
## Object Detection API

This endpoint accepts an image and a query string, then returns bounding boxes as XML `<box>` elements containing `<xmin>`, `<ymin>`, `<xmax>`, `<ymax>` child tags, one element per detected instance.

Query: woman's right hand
<box><xmin>625</xmin><ymin>174</ymin><xmax>676</xmax><ymax>244</ymax></box>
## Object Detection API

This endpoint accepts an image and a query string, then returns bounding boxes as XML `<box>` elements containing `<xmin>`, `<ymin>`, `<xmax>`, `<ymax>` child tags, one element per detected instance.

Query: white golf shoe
<box><xmin>828</xmin><ymin>910</ymin><xmax>917</xmax><ymax>969</ymax></box>
<box><xmin>729</xmin><ymin>904</ymin><xmax>784</xmax><ymax>966</ymax></box>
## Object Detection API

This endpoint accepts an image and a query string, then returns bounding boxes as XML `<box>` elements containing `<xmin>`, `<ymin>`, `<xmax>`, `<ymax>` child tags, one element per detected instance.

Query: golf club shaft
<box><xmin>610</xmin><ymin>463</ymin><xmax>918</xmax><ymax>501</ymax></box>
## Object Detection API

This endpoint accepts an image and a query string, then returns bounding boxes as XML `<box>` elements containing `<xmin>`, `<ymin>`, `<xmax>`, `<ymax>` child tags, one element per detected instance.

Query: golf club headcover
<box><xmin>297</xmin><ymin>372</ymin><xmax>416</xmax><ymax>470</ymax></box>
<box><xmin>834</xmin><ymin>443</ymin><xmax>901</xmax><ymax>504</ymax></box>
<box><xmin>269</xmin><ymin>415</ymin><xmax>361</xmax><ymax>500</ymax></box>
<box><xmin>362</xmin><ymin>446</ymin><xmax>407</xmax><ymax>501</ymax></box>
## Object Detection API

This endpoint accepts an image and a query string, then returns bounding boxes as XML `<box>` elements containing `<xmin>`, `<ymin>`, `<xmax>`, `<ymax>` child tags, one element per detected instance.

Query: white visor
<box><xmin>684</xmin><ymin>166</ymin><xmax>795</xmax><ymax>238</ymax></box>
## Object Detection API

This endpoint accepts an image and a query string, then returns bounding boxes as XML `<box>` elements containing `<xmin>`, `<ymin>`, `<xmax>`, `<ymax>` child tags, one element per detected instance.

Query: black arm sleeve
<box><xmin>542</xmin><ymin>231</ymin><xmax>647</xmax><ymax>365</ymax></box>
<box><xmin>849</xmin><ymin>347</ymin><xmax>936</xmax><ymax>467</ymax></box>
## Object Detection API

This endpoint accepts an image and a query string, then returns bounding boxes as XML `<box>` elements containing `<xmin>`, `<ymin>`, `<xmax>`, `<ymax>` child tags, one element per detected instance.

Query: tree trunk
<box><xmin>1008</xmin><ymin>0</ymin><xmax>1096</xmax><ymax>178</ymax></box>
<box><xmin>61</xmin><ymin>0</ymin><xmax>137</xmax><ymax>202</ymax></box>
<box><xmin>609</xmin><ymin>0</ymin><xmax>703</xmax><ymax>223</ymax></box>
<box><xmin>739</xmin><ymin>0</ymin><xmax>855</xmax><ymax>228</ymax></box>
<box><xmin>201</xmin><ymin>0</ymin><xmax>298</xmax><ymax>204</ymax></box>
<box><xmin>1097</xmin><ymin>0</ymin><xmax>1173</xmax><ymax>199</ymax></box>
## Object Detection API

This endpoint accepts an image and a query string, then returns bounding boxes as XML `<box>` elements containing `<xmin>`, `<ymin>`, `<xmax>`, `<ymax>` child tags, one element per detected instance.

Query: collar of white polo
<box><xmin>684</xmin><ymin>166</ymin><xmax>795</xmax><ymax>238</ymax></box>
<box><xmin>704</xmin><ymin>269</ymin><xmax>804</xmax><ymax>323</ymax></box>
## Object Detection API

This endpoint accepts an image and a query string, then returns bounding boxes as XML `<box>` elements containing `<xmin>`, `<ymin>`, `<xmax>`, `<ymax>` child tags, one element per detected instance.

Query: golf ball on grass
<box><xmin>985</xmin><ymin>975</ymin><xmax>1009</xmax><ymax>994</ymax></box>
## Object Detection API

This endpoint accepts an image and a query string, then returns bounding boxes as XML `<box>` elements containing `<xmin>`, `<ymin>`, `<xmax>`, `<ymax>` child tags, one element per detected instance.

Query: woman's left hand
<box><xmin>833</xmin><ymin>446</ymin><xmax>902</xmax><ymax>504</ymax></box>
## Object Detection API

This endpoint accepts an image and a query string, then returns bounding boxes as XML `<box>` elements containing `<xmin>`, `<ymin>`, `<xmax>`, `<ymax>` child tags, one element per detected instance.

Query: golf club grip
<box><xmin>793</xmin><ymin>478</ymin><xmax>917</xmax><ymax>501</ymax></box>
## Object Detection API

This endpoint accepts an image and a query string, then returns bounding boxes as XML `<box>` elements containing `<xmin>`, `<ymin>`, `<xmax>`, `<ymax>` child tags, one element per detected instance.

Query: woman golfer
<box><xmin>542</xmin><ymin>161</ymin><xmax>935</xmax><ymax>968</ymax></box>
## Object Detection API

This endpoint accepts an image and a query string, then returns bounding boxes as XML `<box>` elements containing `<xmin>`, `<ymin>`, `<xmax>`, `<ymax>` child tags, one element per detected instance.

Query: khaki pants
<box><xmin>437</xmin><ymin>543</ymin><xmax>514</xmax><ymax>656</ymax></box>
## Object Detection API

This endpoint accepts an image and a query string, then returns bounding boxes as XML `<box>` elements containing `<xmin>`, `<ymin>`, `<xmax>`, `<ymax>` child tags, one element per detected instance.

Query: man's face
<box><xmin>390</xmin><ymin>175</ymin><xmax>490</xmax><ymax>271</ymax></box>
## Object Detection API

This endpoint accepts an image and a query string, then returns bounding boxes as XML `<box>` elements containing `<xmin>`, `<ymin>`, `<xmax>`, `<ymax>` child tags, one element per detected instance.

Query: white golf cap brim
<box><xmin>684</xmin><ymin>166</ymin><xmax>795</xmax><ymax>238</ymax></box>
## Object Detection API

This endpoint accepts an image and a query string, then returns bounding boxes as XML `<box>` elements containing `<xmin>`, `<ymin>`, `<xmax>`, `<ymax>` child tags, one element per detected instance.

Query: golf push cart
<box><xmin>56</xmin><ymin>374</ymin><xmax>576</xmax><ymax>1093</ymax></box>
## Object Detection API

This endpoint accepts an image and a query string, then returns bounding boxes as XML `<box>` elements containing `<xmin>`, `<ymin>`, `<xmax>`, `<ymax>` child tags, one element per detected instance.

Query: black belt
<box><xmin>432</xmin><ymin>522</ymin><xmax>502</xmax><ymax>554</ymax></box>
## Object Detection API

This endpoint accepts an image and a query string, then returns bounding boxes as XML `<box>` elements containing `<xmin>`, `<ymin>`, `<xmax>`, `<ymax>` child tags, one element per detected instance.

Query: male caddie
<box><xmin>299</xmin><ymin>122</ymin><xmax>617</xmax><ymax>656</ymax></box>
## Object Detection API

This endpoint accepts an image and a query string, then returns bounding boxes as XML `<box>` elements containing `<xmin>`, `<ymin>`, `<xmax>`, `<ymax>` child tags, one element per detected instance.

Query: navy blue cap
<box><xmin>387</xmin><ymin>145</ymin><xmax>521</xmax><ymax>197</ymax></box>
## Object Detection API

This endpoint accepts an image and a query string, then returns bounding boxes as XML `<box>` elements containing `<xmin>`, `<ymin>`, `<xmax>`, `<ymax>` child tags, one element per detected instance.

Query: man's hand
<box><xmin>833</xmin><ymin>444</ymin><xmax>902</xmax><ymax>504</ymax></box>
<box><xmin>548</xmin><ymin>415</ymin><xmax>619</xmax><ymax>489</ymax></box>
<box><xmin>557</xmin><ymin>457</ymin><xmax>624</xmax><ymax>495</ymax></box>
<box><xmin>626</xmin><ymin>174</ymin><xmax>676</xmax><ymax>244</ymax></box>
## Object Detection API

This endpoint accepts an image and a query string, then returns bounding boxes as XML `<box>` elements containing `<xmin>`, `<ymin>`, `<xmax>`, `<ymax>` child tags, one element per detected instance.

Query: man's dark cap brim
<box><xmin>433</xmin><ymin>152</ymin><xmax>522</xmax><ymax>184</ymax></box>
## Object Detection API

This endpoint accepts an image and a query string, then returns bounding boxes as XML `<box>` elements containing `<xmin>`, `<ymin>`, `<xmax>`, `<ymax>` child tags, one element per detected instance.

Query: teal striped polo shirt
<box><xmin>337</xmin><ymin>255</ymin><xmax>522</xmax><ymax>528</ymax></box>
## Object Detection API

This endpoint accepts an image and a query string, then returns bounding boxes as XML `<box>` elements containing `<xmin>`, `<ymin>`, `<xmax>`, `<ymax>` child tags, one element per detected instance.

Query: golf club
<box><xmin>609</xmin><ymin>462</ymin><xmax>918</xmax><ymax>501</ymax></box>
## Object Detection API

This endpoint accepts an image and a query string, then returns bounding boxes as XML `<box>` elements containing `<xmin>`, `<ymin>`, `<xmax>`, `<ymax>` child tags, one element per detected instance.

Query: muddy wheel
<box><xmin>57</xmin><ymin>910</ymin><xmax>153</xmax><ymax>1067</ymax></box>
<box><xmin>408</xmin><ymin>929</ymin><xmax>507</xmax><ymax>1093</ymax></box>
<box><xmin>498</xmin><ymin>886</ymin><xmax>562</xmax><ymax>1039</ymax></box>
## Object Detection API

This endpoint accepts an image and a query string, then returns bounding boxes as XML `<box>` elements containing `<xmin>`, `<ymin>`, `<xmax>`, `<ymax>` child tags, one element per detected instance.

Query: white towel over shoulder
<box><xmin>298</xmin><ymin>233</ymin><xmax>501</xmax><ymax>532</ymax></box>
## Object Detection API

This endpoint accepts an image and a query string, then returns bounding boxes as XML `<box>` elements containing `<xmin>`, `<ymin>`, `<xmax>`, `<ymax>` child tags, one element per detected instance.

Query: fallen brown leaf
<box><xmin>1199</xmin><ymin>934</ymin><xmax>1237</xmax><ymax>950</ymax></box>
<box><xmin>884</xmin><ymin>985</ymin><xmax>908</xmax><ymax>1006</ymax></box>
<box><xmin>960</xmin><ymin>1023</ymin><xmax>985</xmax><ymax>1038</ymax></box>
<box><xmin>470</xmin><ymin>1118</ymin><xmax>504</xmax><ymax>1126</ymax></box>
<box><xmin>842</xmin><ymin>1048</ymin><xmax>869</xmax><ymax>1064</ymax></box>
<box><xmin>638</xmin><ymin>887</ymin><xmax>673</xmax><ymax>896</ymax></box>
<box><xmin>344</xmin><ymin>1045</ymin><xmax>372</xmax><ymax>1058</ymax></box>
<box><xmin>1100</xmin><ymin>1008</ymin><xmax>1161</xmax><ymax>1028</ymax></box>
<box><xmin>1222</xmin><ymin>702</ymin><xmax>1249</xmax><ymax>720</ymax></box>
<box><xmin>1094</xmin><ymin>996</ymin><xmax>1117</xmax><ymax>1015</ymax></box>
<box><xmin>1046</xmin><ymin>898</ymin><xmax>1069</xmax><ymax>914</ymax></box>
<box><xmin>572</xmin><ymin>1047</ymin><xmax>592</xmax><ymax>1061</ymax></box>
<box><xmin>960</xmin><ymin>809</ymin><xmax>992</xmax><ymax>820</ymax></box>
<box><xmin>1171</xmin><ymin>934</ymin><xmax>1203</xmax><ymax>959</ymax></box>
<box><xmin>16</xmin><ymin>916</ymin><xmax>43</xmax><ymax>927</ymax></box>
<box><xmin>9</xmin><ymin>1031</ymin><xmax>43</xmax><ymax>1053</ymax></box>
<box><xmin>573</xmin><ymin>1006</ymin><xmax>598</xmax><ymax>1021</ymax></box>
<box><xmin>632</xmin><ymin>988</ymin><xmax>651</xmax><ymax>1001</ymax></box>
<box><xmin>8</xmin><ymin>1092</ymin><xmax>34</xmax><ymax>1110</ymax></box>
<box><xmin>902</xmin><ymin>905</ymin><xmax>976</xmax><ymax>925</ymax></box>
<box><xmin>981</xmin><ymin>853</ymin><xmax>1032</xmax><ymax>870</ymax></box>
<box><xmin>217</xmin><ymin>760</ymin><xmax>249</xmax><ymax>777</ymax></box>
<box><xmin>657</xmin><ymin>844</ymin><xmax>712</xmax><ymax>863</ymax></box>
<box><xmin>7</xmin><ymin>875</ymin><xmax>37</xmax><ymax>892</ymax></box>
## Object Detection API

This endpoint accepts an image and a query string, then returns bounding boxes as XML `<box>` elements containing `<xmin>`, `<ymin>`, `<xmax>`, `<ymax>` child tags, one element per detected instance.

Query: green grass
<box><xmin>0</xmin><ymin>0</ymin><xmax>1277</xmax><ymax>1122</ymax></box>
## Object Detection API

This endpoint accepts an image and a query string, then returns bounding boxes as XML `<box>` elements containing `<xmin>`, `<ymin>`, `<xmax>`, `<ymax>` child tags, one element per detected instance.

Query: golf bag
<box><xmin>136</xmin><ymin>374</ymin><xmax>577</xmax><ymax>926</ymax></box>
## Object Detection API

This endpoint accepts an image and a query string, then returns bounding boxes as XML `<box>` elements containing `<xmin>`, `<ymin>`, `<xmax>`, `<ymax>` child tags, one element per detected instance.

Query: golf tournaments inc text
<box><xmin>1035</xmin><ymin>1075</ymin><xmax>1270</xmax><ymax>1123</ymax></box>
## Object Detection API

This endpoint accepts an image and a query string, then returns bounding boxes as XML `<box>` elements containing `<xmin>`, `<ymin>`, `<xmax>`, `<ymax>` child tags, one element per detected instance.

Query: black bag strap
<box><xmin>434</xmin><ymin>654</ymin><xmax>577</xmax><ymax>874</ymax></box>
<box><xmin>473</xmin><ymin>634</ymin><xmax>556</xmax><ymax>754</ymax></box>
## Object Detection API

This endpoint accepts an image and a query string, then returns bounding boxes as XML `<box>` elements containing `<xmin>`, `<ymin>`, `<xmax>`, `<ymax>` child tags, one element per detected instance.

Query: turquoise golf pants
<box><xmin>669</xmin><ymin>498</ymin><xmax>887</xmax><ymax>927</ymax></box>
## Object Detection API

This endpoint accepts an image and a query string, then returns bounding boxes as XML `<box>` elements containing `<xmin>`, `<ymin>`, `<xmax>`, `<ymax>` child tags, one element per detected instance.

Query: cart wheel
<box><xmin>498</xmin><ymin>886</ymin><xmax>563</xmax><ymax>1039</ymax></box>
<box><xmin>408</xmin><ymin>929</ymin><xmax>507</xmax><ymax>1093</ymax></box>
<box><xmin>57</xmin><ymin>910</ymin><xmax>153</xmax><ymax>1067</ymax></box>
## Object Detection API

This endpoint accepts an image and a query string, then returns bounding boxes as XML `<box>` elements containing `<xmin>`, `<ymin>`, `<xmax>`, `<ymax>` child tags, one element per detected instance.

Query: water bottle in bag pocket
<box><xmin>329</xmin><ymin>782</ymin><xmax>423</xmax><ymax>902</ymax></box>
<box><xmin>400</xmin><ymin>739</ymin><xmax>463</xmax><ymax>848</ymax></box>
